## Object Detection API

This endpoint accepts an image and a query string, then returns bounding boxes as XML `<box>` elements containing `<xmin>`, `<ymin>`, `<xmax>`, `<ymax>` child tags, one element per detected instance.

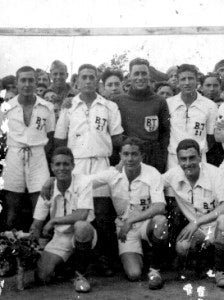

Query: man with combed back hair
<box><xmin>113</xmin><ymin>58</ymin><xmax>170</xmax><ymax>174</ymax></box>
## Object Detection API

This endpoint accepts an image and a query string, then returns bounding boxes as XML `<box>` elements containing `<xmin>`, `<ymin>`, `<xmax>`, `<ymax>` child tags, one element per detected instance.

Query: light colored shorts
<box><xmin>45</xmin><ymin>226</ymin><xmax>97</xmax><ymax>262</ymax></box>
<box><xmin>73</xmin><ymin>157</ymin><xmax>110</xmax><ymax>197</ymax></box>
<box><xmin>117</xmin><ymin>219</ymin><xmax>151</xmax><ymax>256</ymax></box>
<box><xmin>3</xmin><ymin>146</ymin><xmax>50</xmax><ymax>193</ymax></box>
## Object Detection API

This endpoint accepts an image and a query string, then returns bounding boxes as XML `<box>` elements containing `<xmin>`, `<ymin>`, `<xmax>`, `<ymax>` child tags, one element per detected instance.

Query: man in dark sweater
<box><xmin>113</xmin><ymin>58</ymin><xmax>170</xmax><ymax>174</ymax></box>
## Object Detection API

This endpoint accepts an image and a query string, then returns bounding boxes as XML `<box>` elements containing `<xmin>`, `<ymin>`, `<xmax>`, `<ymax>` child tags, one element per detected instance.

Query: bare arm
<box><xmin>126</xmin><ymin>203</ymin><xmax>165</xmax><ymax>225</ymax></box>
<box><xmin>29</xmin><ymin>219</ymin><xmax>45</xmax><ymax>240</ymax></box>
<box><xmin>43</xmin><ymin>209</ymin><xmax>89</xmax><ymax>236</ymax></box>
<box><xmin>111</xmin><ymin>133</ymin><xmax>123</xmax><ymax>148</ymax></box>
<box><xmin>207</xmin><ymin>134</ymin><xmax>215</xmax><ymax>151</ymax></box>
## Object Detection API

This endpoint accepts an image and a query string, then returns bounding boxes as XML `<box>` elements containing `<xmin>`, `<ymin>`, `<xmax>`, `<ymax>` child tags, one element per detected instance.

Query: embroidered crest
<box><xmin>144</xmin><ymin>116</ymin><xmax>159</xmax><ymax>132</ymax></box>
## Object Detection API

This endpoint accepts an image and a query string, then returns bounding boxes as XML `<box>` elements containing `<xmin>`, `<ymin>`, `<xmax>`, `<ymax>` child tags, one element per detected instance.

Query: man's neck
<box><xmin>18</xmin><ymin>94</ymin><xmax>36</xmax><ymax>106</ymax></box>
<box><xmin>57</xmin><ymin>178</ymin><xmax>72</xmax><ymax>196</ymax></box>
<box><xmin>125</xmin><ymin>166</ymin><xmax>141</xmax><ymax>183</ymax></box>
<box><xmin>181</xmin><ymin>90</ymin><xmax>197</xmax><ymax>106</ymax></box>
<box><xmin>80</xmin><ymin>92</ymin><xmax>97</xmax><ymax>106</ymax></box>
<box><xmin>187</xmin><ymin>174</ymin><xmax>199</xmax><ymax>188</ymax></box>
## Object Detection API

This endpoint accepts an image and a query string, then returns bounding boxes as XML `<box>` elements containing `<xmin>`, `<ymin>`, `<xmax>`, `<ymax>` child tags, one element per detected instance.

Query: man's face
<box><xmin>129</xmin><ymin>64</ymin><xmax>150</xmax><ymax>91</ymax></box>
<box><xmin>177</xmin><ymin>147</ymin><xmax>201</xmax><ymax>180</ymax></box>
<box><xmin>104</xmin><ymin>75</ymin><xmax>123</xmax><ymax>96</ymax></box>
<box><xmin>77</xmin><ymin>68</ymin><xmax>97</xmax><ymax>94</ymax></box>
<box><xmin>44</xmin><ymin>91</ymin><xmax>58</xmax><ymax>103</ymax></box>
<box><xmin>202</xmin><ymin>77</ymin><xmax>221</xmax><ymax>101</ymax></box>
<box><xmin>120</xmin><ymin>144</ymin><xmax>143</xmax><ymax>172</ymax></box>
<box><xmin>157</xmin><ymin>86</ymin><xmax>173</xmax><ymax>100</ymax></box>
<box><xmin>37</xmin><ymin>73</ymin><xmax>50</xmax><ymax>87</ymax></box>
<box><xmin>17</xmin><ymin>71</ymin><xmax>36</xmax><ymax>97</ymax></box>
<box><xmin>51</xmin><ymin>154</ymin><xmax>74</xmax><ymax>182</ymax></box>
<box><xmin>178</xmin><ymin>71</ymin><xmax>197</xmax><ymax>94</ymax></box>
<box><xmin>168</xmin><ymin>71</ymin><xmax>178</xmax><ymax>88</ymax></box>
<box><xmin>50</xmin><ymin>67</ymin><xmax>68</xmax><ymax>87</ymax></box>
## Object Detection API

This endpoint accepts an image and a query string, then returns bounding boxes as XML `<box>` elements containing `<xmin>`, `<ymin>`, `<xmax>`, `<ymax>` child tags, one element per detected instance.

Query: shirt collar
<box><xmin>177</xmin><ymin>163</ymin><xmax>211</xmax><ymax>190</ymax></box>
<box><xmin>52</xmin><ymin>179</ymin><xmax>73</xmax><ymax>199</ymax></box>
<box><xmin>121</xmin><ymin>163</ymin><xmax>151</xmax><ymax>185</ymax></box>
<box><xmin>7</xmin><ymin>94</ymin><xmax>50</xmax><ymax>110</ymax></box>
<box><xmin>168</xmin><ymin>92</ymin><xmax>208</xmax><ymax>114</ymax></box>
<box><xmin>71</xmin><ymin>93</ymin><xmax>107</xmax><ymax>111</ymax></box>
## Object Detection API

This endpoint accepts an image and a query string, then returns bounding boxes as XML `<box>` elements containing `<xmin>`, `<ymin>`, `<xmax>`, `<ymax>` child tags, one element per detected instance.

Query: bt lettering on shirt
<box><xmin>144</xmin><ymin>116</ymin><xmax>159</xmax><ymax>132</ymax></box>
<box><xmin>36</xmin><ymin>117</ymin><xmax>47</xmax><ymax>130</ymax></box>
<box><xmin>194</xmin><ymin>122</ymin><xmax>205</xmax><ymax>136</ymax></box>
<box><xmin>95</xmin><ymin>116</ymin><xmax>107</xmax><ymax>131</ymax></box>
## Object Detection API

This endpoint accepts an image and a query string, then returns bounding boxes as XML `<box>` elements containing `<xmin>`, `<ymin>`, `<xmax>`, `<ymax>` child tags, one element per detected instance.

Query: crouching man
<box><xmin>163</xmin><ymin>139</ymin><xmax>224</xmax><ymax>287</ymax></box>
<box><xmin>30</xmin><ymin>147</ymin><xmax>96</xmax><ymax>292</ymax></box>
<box><xmin>90</xmin><ymin>137</ymin><xmax>168</xmax><ymax>289</ymax></box>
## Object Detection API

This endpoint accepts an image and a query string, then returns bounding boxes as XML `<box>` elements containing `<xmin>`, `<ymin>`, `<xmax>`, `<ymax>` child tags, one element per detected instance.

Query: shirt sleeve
<box><xmin>74</xmin><ymin>175</ymin><xmax>94</xmax><ymax>210</ymax></box>
<box><xmin>54</xmin><ymin>108</ymin><xmax>70</xmax><ymax>139</ymax></box>
<box><xmin>33</xmin><ymin>195</ymin><xmax>50</xmax><ymax>221</ymax></box>
<box><xmin>162</xmin><ymin>170</ymin><xmax>172</xmax><ymax>189</ymax></box>
<box><xmin>150</xmin><ymin>170</ymin><xmax>166</xmax><ymax>204</ymax></box>
<box><xmin>206</xmin><ymin>101</ymin><xmax>218</xmax><ymax>135</ymax></box>
<box><xmin>88</xmin><ymin>167</ymin><xmax>117</xmax><ymax>189</ymax></box>
<box><xmin>45</xmin><ymin>104</ymin><xmax>56</xmax><ymax>133</ymax></box>
<box><xmin>108</xmin><ymin>102</ymin><xmax>124</xmax><ymax>136</ymax></box>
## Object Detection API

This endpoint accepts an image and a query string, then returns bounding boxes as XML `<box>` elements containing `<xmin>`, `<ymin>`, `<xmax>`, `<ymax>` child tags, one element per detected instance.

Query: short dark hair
<box><xmin>78</xmin><ymin>64</ymin><xmax>97</xmax><ymax>76</ymax></box>
<box><xmin>16</xmin><ymin>66</ymin><xmax>35</xmax><ymax>80</ymax></box>
<box><xmin>176</xmin><ymin>139</ymin><xmax>200</xmax><ymax>155</ymax></box>
<box><xmin>101</xmin><ymin>68</ymin><xmax>123</xmax><ymax>85</ymax></box>
<box><xmin>129</xmin><ymin>58</ymin><xmax>150</xmax><ymax>73</ymax></box>
<box><xmin>177</xmin><ymin>64</ymin><xmax>198</xmax><ymax>78</ymax></box>
<box><xmin>43</xmin><ymin>89</ymin><xmax>56</xmax><ymax>98</ymax></box>
<box><xmin>154</xmin><ymin>81</ymin><xmax>174</xmax><ymax>93</ymax></box>
<box><xmin>51</xmin><ymin>146</ymin><xmax>74</xmax><ymax>164</ymax></box>
<box><xmin>120</xmin><ymin>137</ymin><xmax>144</xmax><ymax>154</ymax></box>
<box><xmin>2</xmin><ymin>75</ymin><xmax>16</xmax><ymax>90</ymax></box>
<box><xmin>200</xmin><ymin>72</ymin><xmax>221</xmax><ymax>86</ymax></box>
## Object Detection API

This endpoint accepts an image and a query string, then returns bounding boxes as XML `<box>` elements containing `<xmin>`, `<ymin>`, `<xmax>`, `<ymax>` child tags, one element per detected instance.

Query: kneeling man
<box><xmin>90</xmin><ymin>137</ymin><xmax>168</xmax><ymax>289</ymax></box>
<box><xmin>30</xmin><ymin>147</ymin><xmax>96</xmax><ymax>292</ymax></box>
<box><xmin>163</xmin><ymin>139</ymin><xmax>224</xmax><ymax>287</ymax></box>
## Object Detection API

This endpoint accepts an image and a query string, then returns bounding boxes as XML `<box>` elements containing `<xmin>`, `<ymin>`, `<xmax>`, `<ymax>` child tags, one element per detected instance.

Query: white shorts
<box><xmin>45</xmin><ymin>226</ymin><xmax>97</xmax><ymax>262</ymax></box>
<box><xmin>117</xmin><ymin>219</ymin><xmax>151</xmax><ymax>255</ymax></box>
<box><xmin>74</xmin><ymin>157</ymin><xmax>110</xmax><ymax>197</ymax></box>
<box><xmin>3</xmin><ymin>146</ymin><xmax>50</xmax><ymax>193</ymax></box>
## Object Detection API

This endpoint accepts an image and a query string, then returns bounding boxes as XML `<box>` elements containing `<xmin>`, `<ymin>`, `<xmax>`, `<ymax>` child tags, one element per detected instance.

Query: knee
<box><xmin>36</xmin><ymin>261</ymin><xmax>55</xmax><ymax>284</ymax></box>
<box><xmin>152</xmin><ymin>215</ymin><xmax>168</xmax><ymax>239</ymax></box>
<box><xmin>176</xmin><ymin>240</ymin><xmax>191</xmax><ymax>257</ymax></box>
<box><xmin>74</xmin><ymin>221</ymin><xmax>94</xmax><ymax>242</ymax></box>
<box><xmin>125</xmin><ymin>268</ymin><xmax>142</xmax><ymax>282</ymax></box>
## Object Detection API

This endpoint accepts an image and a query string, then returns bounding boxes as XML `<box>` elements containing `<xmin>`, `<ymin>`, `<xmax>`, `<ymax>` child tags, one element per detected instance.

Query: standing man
<box><xmin>49</xmin><ymin>60</ymin><xmax>77</xmax><ymax>105</ymax></box>
<box><xmin>163</xmin><ymin>139</ymin><xmax>224</xmax><ymax>287</ymax></box>
<box><xmin>113</xmin><ymin>58</ymin><xmax>170</xmax><ymax>174</ymax></box>
<box><xmin>1</xmin><ymin>66</ymin><xmax>55</xmax><ymax>230</ymax></box>
<box><xmin>166</xmin><ymin>64</ymin><xmax>218</xmax><ymax>170</ymax></box>
<box><xmin>30</xmin><ymin>147</ymin><xmax>96</xmax><ymax>292</ymax></box>
<box><xmin>54</xmin><ymin>63</ymin><xmax>124</xmax><ymax>274</ymax></box>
